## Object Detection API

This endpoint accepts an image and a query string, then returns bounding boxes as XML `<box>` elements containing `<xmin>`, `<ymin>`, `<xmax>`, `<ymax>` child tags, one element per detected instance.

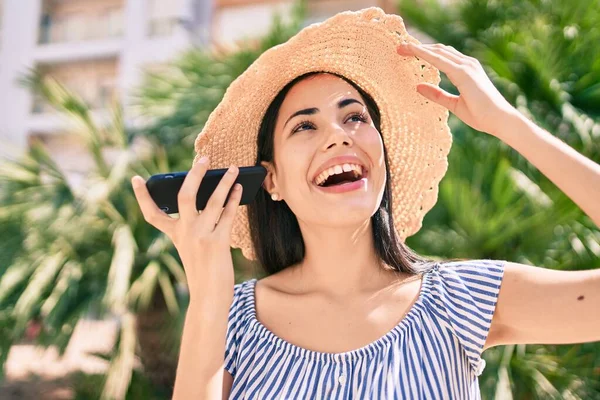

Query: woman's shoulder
<box><xmin>224</xmin><ymin>278</ymin><xmax>257</xmax><ymax>377</ymax></box>
<box><xmin>438</xmin><ymin>258</ymin><xmax>507</xmax><ymax>270</ymax></box>
<box><xmin>225</xmin><ymin>280</ymin><xmax>257</xmax><ymax>351</ymax></box>
<box><xmin>424</xmin><ymin>258</ymin><xmax>506</xmax><ymax>292</ymax></box>
<box><xmin>422</xmin><ymin>258</ymin><xmax>507</xmax><ymax>320</ymax></box>
<box><xmin>433</xmin><ymin>258</ymin><xmax>507</xmax><ymax>284</ymax></box>
<box><xmin>233</xmin><ymin>278</ymin><xmax>252</xmax><ymax>294</ymax></box>
<box><xmin>419</xmin><ymin>258</ymin><xmax>507</xmax><ymax>376</ymax></box>
<box><xmin>420</xmin><ymin>258</ymin><xmax>504</xmax><ymax>275</ymax></box>
<box><xmin>231</xmin><ymin>278</ymin><xmax>255</xmax><ymax>306</ymax></box>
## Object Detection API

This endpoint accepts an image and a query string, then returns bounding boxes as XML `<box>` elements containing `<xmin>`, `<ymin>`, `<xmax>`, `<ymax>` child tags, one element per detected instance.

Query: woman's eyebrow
<box><xmin>283</xmin><ymin>98</ymin><xmax>364</xmax><ymax>129</ymax></box>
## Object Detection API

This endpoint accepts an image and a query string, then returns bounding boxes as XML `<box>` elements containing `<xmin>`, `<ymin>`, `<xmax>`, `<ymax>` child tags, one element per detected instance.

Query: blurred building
<box><xmin>212</xmin><ymin>0</ymin><xmax>397</xmax><ymax>47</ymax></box>
<box><xmin>0</xmin><ymin>0</ymin><xmax>210</xmax><ymax>163</ymax></box>
<box><xmin>0</xmin><ymin>0</ymin><xmax>399</xmax><ymax>173</ymax></box>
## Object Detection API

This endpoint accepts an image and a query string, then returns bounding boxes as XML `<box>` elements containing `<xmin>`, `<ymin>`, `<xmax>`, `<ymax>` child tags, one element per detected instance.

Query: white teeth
<box><xmin>315</xmin><ymin>163</ymin><xmax>364</xmax><ymax>186</ymax></box>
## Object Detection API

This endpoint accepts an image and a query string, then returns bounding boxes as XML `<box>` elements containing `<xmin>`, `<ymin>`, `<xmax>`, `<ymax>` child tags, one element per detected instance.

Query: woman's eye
<box><xmin>293</xmin><ymin>122</ymin><xmax>314</xmax><ymax>133</ymax></box>
<box><xmin>348</xmin><ymin>113</ymin><xmax>368</xmax><ymax>123</ymax></box>
<box><xmin>291</xmin><ymin>113</ymin><xmax>367</xmax><ymax>134</ymax></box>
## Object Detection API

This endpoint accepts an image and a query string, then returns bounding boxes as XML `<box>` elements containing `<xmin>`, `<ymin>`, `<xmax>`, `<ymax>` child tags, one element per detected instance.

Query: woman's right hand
<box><xmin>130</xmin><ymin>156</ymin><xmax>243</xmax><ymax>300</ymax></box>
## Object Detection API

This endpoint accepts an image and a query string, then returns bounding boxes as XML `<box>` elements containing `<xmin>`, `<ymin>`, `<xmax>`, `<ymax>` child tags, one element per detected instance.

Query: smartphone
<box><xmin>146</xmin><ymin>166</ymin><xmax>267</xmax><ymax>214</ymax></box>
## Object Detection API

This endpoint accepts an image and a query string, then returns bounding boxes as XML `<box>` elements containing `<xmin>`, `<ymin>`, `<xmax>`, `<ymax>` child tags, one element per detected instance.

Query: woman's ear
<box><xmin>260</xmin><ymin>161</ymin><xmax>277</xmax><ymax>194</ymax></box>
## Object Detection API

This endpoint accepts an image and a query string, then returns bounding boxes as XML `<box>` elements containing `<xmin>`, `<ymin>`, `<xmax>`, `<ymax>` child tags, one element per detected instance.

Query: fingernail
<box><xmin>199</xmin><ymin>156</ymin><xmax>208</xmax><ymax>164</ymax></box>
<box><xmin>131</xmin><ymin>176</ymin><xmax>142</xmax><ymax>188</ymax></box>
<box><xmin>397</xmin><ymin>44</ymin><xmax>411</xmax><ymax>53</ymax></box>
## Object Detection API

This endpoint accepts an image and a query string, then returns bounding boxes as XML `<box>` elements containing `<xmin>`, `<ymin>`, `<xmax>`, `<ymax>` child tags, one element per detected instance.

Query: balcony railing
<box><xmin>38</xmin><ymin>8</ymin><xmax>124</xmax><ymax>45</ymax></box>
<box><xmin>32</xmin><ymin>83</ymin><xmax>118</xmax><ymax>114</ymax></box>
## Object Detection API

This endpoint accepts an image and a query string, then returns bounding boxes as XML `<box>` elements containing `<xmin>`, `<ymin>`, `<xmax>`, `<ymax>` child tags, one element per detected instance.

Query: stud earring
<box><xmin>271</xmin><ymin>193</ymin><xmax>279</xmax><ymax>201</ymax></box>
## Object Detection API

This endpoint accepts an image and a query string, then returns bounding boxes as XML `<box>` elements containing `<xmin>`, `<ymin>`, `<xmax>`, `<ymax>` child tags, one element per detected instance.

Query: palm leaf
<box><xmin>100</xmin><ymin>312</ymin><xmax>137</xmax><ymax>400</ymax></box>
<box><xmin>103</xmin><ymin>225</ymin><xmax>137</xmax><ymax>315</ymax></box>
<box><xmin>13</xmin><ymin>252</ymin><xmax>65</xmax><ymax>334</ymax></box>
<box><xmin>40</xmin><ymin>260</ymin><xmax>84</xmax><ymax>331</ymax></box>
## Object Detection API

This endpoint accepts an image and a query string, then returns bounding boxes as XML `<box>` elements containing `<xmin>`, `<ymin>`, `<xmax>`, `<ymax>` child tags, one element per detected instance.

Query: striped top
<box><xmin>224</xmin><ymin>259</ymin><xmax>506</xmax><ymax>399</ymax></box>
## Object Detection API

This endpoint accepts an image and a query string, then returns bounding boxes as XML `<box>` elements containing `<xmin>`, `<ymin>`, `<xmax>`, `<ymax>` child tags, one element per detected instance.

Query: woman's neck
<box><xmin>288</xmin><ymin>219</ymin><xmax>400</xmax><ymax>297</ymax></box>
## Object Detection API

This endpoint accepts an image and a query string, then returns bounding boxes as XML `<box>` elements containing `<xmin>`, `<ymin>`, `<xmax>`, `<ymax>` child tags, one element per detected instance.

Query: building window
<box><xmin>97</xmin><ymin>78</ymin><xmax>117</xmax><ymax>109</ymax></box>
<box><xmin>31</xmin><ymin>60</ymin><xmax>119</xmax><ymax>114</ymax></box>
<box><xmin>147</xmin><ymin>0</ymin><xmax>181</xmax><ymax>37</ymax></box>
<box><xmin>65</xmin><ymin>14</ymin><xmax>86</xmax><ymax>42</ymax></box>
<box><xmin>106</xmin><ymin>8</ymin><xmax>124</xmax><ymax>38</ymax></box>
<box><xmin>38</xmin><ymin>7</ymin><xmax>124</xmax><ymax>44</ymax></box>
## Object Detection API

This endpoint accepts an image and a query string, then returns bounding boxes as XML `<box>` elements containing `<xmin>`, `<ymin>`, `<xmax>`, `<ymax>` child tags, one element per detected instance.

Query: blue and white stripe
<box><xmin>224</xmin><ymin>259</ymin><xmax>506</xmax><ymax>399</ymax></box>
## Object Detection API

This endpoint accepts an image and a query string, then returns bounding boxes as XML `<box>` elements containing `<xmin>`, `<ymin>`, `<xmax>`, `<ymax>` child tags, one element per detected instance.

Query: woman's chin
<box><xmin>313</xmin><ymin>205</ymin><xmax>377</xmax><ymax>226</ymax></box>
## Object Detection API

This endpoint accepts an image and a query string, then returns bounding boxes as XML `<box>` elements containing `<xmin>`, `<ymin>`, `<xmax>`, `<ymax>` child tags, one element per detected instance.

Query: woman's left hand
<box><xmin>397</xmin><ymin>42</ymin><xmax>518</xmax><ymax>139</ymax></box>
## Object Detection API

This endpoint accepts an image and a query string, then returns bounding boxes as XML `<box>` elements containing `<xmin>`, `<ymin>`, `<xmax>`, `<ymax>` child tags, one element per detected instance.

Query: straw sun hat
<box><xmin>193</xmin><ymin>7</ymin><xmax>452</xmax><ymax>261</ymax></box>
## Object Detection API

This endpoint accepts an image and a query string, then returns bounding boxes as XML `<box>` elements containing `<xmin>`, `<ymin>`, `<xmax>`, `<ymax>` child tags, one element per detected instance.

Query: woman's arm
<box><xmin>173</xmin><ymin>292</ymin><xmax>233</xmax><ymax>400</ymax></box>
<box><xmin>495</xmin><ymin>111</ymin><xmax>600</xmax><ymax>226</ymax></box>
<box><xmin>488</xmin><ymin>120</ymin><xmax>600</xmax><ymax>346</ymax></box>
<box><xmin>485</xmin><ymin>115</ymin><xmax>600</xmax><ymax>346</ymax></box>
<box><xmin>485</xmin><ymin>261</ymin><xmax>600</xmax><ymax>349</ymax></box>
<box><xmin>131</xmin><ymin>159</ymin><xmax>244</xmax><ymax>400</ymax></box>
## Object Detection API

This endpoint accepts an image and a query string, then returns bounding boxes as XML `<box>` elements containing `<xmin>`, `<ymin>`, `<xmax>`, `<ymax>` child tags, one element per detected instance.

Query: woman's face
<box><xmin>262</xmin><ymin>73</ymin><xmax>387</xmax><ymax>228</ymax></box>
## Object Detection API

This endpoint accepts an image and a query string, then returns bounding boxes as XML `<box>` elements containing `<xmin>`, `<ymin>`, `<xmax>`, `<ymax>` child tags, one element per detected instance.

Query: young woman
<box><xmin>131</xmin><ymin>8</ymin><xmax>600</xmax><ymax>400</ymax></box>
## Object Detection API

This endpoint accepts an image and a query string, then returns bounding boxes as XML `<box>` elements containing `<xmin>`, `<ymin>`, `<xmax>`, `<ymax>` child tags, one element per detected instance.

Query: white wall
<box><xmin>119</xmin><ymin>0</ymin><xmax>196</xmax><ymax>107</ymax></box>
<box><xmin>212</xmin><ymin>1</ymin><xmax>295</xmax><ymax>47</ymax></box>
<box><xmin>0</xmin><ymin>1</ymin><xmax>42</xmax><ymax>159</ymax></box>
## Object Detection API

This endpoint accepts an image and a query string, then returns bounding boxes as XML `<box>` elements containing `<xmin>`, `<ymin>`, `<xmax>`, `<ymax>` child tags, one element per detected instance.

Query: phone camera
<box><xmin>160</xmin><ymin>206</ymin><xmax>170</xmax><ymax>213</ymax></box>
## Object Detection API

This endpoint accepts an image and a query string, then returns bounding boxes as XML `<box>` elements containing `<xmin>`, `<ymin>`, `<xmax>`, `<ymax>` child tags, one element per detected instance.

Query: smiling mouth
<box><xmin>313</xmin><ymin>167</ymin><xmax>368</xmax><ymax>187</ymax></box>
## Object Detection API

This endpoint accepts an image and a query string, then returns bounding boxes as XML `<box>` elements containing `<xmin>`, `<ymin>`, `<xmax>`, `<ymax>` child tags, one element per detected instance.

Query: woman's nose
<box><xmin>323</xmin><ymin>124</ymin><xmax>354</xmax><ymax>149</ymax></box>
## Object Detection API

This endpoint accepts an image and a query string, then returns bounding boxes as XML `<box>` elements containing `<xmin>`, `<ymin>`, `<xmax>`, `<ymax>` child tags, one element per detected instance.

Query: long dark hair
<box><xmin>247</xmin><ymin>71</ymin><xmax>441</xmax><ymax>277</ymax></box>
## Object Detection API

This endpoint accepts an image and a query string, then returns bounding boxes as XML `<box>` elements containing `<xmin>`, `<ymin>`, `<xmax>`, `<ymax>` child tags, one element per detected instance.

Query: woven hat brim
<box><xmin>194</xmin><ymin>7</ymin><xmax>452</xmax><ymax>261</ymax></box>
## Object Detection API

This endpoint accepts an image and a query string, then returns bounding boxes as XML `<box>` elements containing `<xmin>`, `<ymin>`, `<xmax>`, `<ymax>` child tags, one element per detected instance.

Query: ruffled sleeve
<box><xmin>432</xmin><ymin>259</ymin><xmax>506</xmax><ymax>376</ymax></box>
<box><xmin>224</xmin><ymin>281</ymin><xmax>246</xmax><ymax>377</ymax></box>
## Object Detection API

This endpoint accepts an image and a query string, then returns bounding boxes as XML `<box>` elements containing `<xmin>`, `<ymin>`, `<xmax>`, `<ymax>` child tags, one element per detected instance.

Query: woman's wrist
<box><xmin>489</xmin><ymin>108</ymin><xmax>533</xmax><ymax>147</ymax></box>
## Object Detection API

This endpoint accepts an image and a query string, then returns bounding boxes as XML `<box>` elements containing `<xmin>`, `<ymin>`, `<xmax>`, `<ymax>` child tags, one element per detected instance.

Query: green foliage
<box><xmin>0</xmin><ymin>72</ymin><xmax>185</xmax><ymax>399</ymax></box>
<box><xmin>0</xmin><ymin>1</ymin><xmax>308</xmax><ymax>398</ymax></box>
<box><xmin>399</xmin><ymin>0</ymin><xmax>600</xmax><ymax>397</ymax></box>
<box><xmin>71</xmin><ymin>370</ymin><xmax>163</xmax><ymax>400</ymax></box>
